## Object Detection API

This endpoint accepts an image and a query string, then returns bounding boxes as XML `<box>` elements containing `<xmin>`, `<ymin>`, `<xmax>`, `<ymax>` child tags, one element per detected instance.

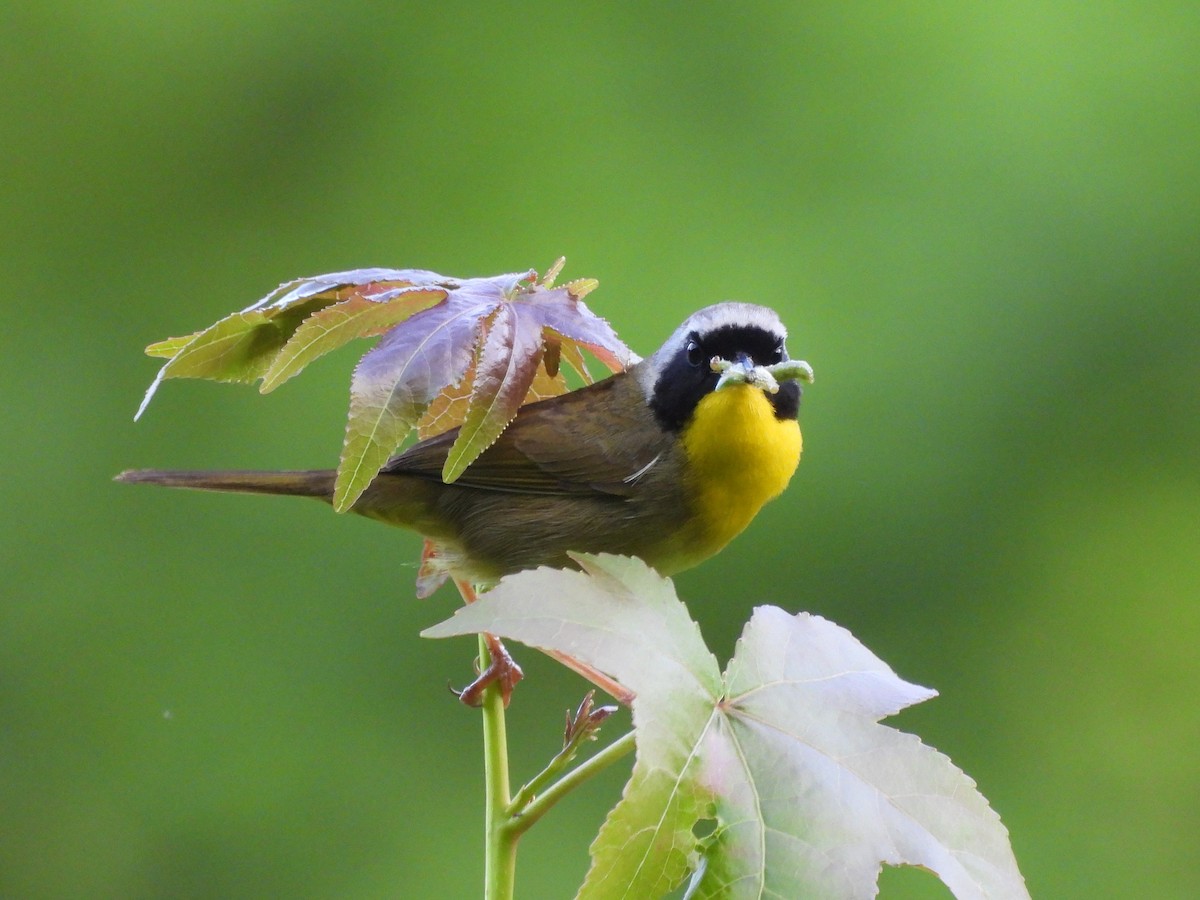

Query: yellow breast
<box><xmin>673</xmin><ymin>383</ymin><xmax>802</xmax><ymax>567</ymax></box>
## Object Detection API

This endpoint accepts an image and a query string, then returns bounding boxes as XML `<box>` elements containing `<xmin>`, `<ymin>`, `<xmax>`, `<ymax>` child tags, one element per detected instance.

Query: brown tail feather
<box><xmin>115</xmin><ymin>469</ymin><xmax>336</xmax><ymax>500</ymax></box>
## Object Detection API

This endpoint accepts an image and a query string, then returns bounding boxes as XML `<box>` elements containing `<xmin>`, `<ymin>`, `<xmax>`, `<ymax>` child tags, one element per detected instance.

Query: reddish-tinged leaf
<box><xmin>527</xmin><ymin>288</ymin><xmax>634</xmax><ymax>372</ymax></box>
<box><xmin>336</xmin><ymin>294</ymin><xmax>497</xmax><ymax>511</ymax></box>
<box><xmin>135</xmin><ymin>260</ymin><xmax>632</xmax><ymax>505</ymax></box>
<box><xmin>523</xmin><ymin>363</ymin><xmax>571</xmax><ymax>402</ymax></box>
<box><xmin>442</xmin><ymin>304</ymin><xmax>546</xmax><ymax>483</ymax></box>
<box><xmin>259</xmin><ymin>287</ymin><xmax>446</xmax><ymax>393</ymax></box>
<box><xmin>335</xmin><ymin>266</ymin><xmax>630</xmax><ymax>508</ymax></box>
<box><xmin>554</xmin><ymin>339</ymin><xmax>595</xmax><ymax>384</ymax></box>
<box><xmin>417</xmin><ymin>356</ymin><xmax>477</xmax><ymax>441</ymax></box>
<box><xmin>417</xmin><ymin>354</ymin><xmax>569</xmax><ymax>441</ymax></box>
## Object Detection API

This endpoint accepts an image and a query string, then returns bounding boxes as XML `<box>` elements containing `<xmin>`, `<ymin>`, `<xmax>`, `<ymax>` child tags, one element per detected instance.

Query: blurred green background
<box><xmin>4</xmin><ymin>2</ymin><xmax>1198</xmax><ymax>897</ymax></box>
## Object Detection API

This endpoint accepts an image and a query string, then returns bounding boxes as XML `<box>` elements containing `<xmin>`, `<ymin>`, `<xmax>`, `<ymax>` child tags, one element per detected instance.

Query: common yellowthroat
<box><xmin>119</xmin><ymin>303</ymin><xmax>812</xmax><ymax>589</ymax></box>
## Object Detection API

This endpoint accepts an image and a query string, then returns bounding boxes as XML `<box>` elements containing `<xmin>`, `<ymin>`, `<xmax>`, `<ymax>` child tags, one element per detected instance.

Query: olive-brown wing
<box><xmin>382</xmin><ymin>372</ymin><xmax>668</xmax><ymax>496</ymax></box>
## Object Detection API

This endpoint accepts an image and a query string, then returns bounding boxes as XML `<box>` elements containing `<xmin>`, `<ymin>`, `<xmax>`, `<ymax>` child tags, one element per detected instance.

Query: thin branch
<box><xmin>506</xmin><ymin>730</ymin><xmax>637</xmax><ymax>839</ymax></box>
<box><xmin>479</xmin><ymin>634</ymin><xmax>518</xmax><ymax>900</ymax></box>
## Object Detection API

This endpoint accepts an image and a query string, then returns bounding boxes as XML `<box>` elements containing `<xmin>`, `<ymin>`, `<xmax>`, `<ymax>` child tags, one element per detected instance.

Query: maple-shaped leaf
<box><xmin>134</xmin><ymin>260</ymin><xmax>633</xmax><ymax>511</ymax></box>
<box><xmin>423</xmin><ymin>555</ymin><xmax>1029</xmax><ymax>900</ymax></box>
<box><xmin>335</xmin><ymin>267</ymin><xmax>632</xmax><ymax>510</ymax></box>
<box><xmin>135</xmin><ymin>268</ymin><xmax>452</xmax><ymax>419</ymax></box>
<box><xmin>416</xmin><ymin>352</ymin><xmax>569</xmax><ymax>443</ymax></box>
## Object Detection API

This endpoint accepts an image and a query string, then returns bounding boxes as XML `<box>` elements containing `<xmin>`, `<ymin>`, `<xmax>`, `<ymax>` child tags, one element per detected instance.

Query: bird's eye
<box><xmin>771</xmin><ymin>342</ymin><xmax>785</xmax><ymax>363</ymax></box>
<box><xmin>686</xmin><ymin>338</ymin><xmax>705</xmax><ymax>367</ymax></box>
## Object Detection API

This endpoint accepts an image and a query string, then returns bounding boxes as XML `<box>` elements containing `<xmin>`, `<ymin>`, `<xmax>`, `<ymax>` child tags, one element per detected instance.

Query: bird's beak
<box><xmin>710</xmin><ymin>354</ymin><xmax>814</xmax><ymax>393</ymax></box>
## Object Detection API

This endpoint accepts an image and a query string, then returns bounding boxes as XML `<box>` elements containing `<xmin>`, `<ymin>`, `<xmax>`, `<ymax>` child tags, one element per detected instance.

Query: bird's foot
<box><xmin>453</xmin><ymin>633</ymin><xmax>524</xmax><ymax>708</ymax></box>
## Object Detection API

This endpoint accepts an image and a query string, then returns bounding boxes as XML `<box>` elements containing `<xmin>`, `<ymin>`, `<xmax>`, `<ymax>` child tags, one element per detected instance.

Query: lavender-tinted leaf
<box><xmin>244</xmin><ymin>268</ymin><xmax>452</xmax><ymax>312</ymax></box>
<box><xmin>135</xmin><ymin>263</ymin><xmax>627</xmax><ymax>487</ymax></box>
<box><xmin>335</xmin><ymin>295</ymin><xmax>497</xmax><ymax>511</ymax></box>
<box><xmin>442</xmin><ymin>304</ymin><xmax>545</xmax><ymax>483</ymax></box>
<box><xmin>415</xmin><ymin>354</ymin><xmax>568</xmax><ymax>443</ymax></box>
<box><xmin>525</xmin><ymin>287</ymin><xmax>633</xmax><ymax>371</ymax></box>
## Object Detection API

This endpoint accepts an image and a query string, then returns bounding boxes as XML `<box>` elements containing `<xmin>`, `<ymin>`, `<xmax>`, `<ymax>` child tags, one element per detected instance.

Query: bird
<box><xmin>118</xmin><ymin>302</ymin><xmax>813</xmax><ymax>703</ymax></box>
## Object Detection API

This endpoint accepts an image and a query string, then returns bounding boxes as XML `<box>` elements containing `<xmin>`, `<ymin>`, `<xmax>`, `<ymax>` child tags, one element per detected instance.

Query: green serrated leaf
<box><xmin>335</xmin><ymin>299</ymin><xmax>491</xmax><ymax>511</ymax></box>
<box><xmin>336</xmin><ymin>371</ymin><xmax>432</xmax><ymax>513</ymax></box>
<box><xmin>424</xmin><ymin>555</ymin><xmax>722</xmax><ymax>898</ymax></box>
<box><xmin>145</xmin><ymin>333</ymin><xmax>202</xmax><ymax>359</ymax></box>
<box><xmin>135</xmin><ymin>264</ymin><xmax>631</xmax><ymax>497</ymax></box>
<box><xmin>424</xmin><ymin>555</ymin><xmax>1029</xmax><ymax>900</ymax></box>
<box><xmin>259</xmin><ymin>287</ymin><xmax>446</xmax><ymax>393</ymax></box>
<box><xmin>160</xmin><ymin>311</ymin><xmax>273</xmax><ymax>382</ymax></box>
<box><xmin>564</xmin><ymin>277</ymin><xmax>599</xmax><ymax>300</ymax></box>
<box><xmin>542</xmin><ymin>256</ymin><xmax>566</xmax><ymax>288</ymax></box>
<box><xmin>442</xmin><ymin>307</ymin><xmax>545</xmax><ymax>483</ymax></box>
<box><xmin>584</xmin><ymin>763</ymin><xmax>709</xmax><ymax>899</ymax></box>
<box><xmin>158</xmin><ymin>297</ymin><xmax>329</xmax><ymax>384</ymax></box>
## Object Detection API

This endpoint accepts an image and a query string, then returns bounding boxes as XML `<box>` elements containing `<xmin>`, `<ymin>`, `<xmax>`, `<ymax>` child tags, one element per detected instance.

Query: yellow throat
<box><xmin>679</xmin><ymin>382</ymin><xmax>802</xmax><ymax>561</ymax></box>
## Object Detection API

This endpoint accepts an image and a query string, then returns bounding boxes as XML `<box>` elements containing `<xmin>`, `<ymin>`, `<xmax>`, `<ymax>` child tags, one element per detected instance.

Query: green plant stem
<box><xmin>478</xmin><ymin>639</ymin><xmax>637</xmax><ymax>899</ymax></box>
<box><xmin>480</xmin><ymin>634</ymin><xmax>517</xmax><ymax>900</ymax></box>
<box><xmin>507</xmin><ymin>744</ymin><xmax>576</xmax><ymax>816</ymax></box>
<box><xmin>507</xmin><ymin>730</ymin><xmax>636</xmax><ymax>839</ymax></box>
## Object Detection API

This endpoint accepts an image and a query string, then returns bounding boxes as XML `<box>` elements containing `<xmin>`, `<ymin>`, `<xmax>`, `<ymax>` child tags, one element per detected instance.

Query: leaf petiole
<box><xmin>506</xmin><ymin>730</ymin><xmax>636</xmax><ymax>839</ymax></box>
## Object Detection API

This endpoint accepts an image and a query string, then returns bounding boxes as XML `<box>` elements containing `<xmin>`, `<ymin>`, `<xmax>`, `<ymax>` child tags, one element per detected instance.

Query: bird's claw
<box><xmin>452</xmin><ymin>635</ymin><xmax>525</xmax><ymax>708</ymax></box>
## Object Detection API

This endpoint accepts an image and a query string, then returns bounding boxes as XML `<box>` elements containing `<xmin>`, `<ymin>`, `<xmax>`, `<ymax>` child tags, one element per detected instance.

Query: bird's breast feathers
<box><xmin>679</xmin><ymin>382</ymin><xmax>802</xmax><ymax>554</ymax></box>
